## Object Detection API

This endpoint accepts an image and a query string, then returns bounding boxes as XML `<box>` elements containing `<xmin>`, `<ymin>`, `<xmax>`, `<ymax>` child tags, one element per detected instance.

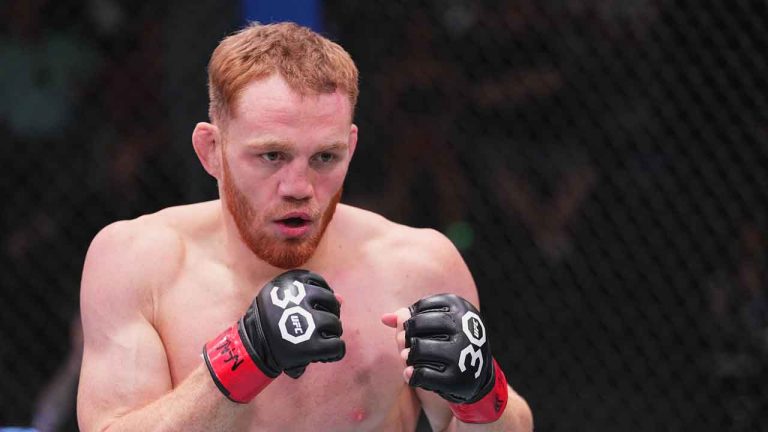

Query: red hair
<box><xmin>207</xmin><ymin>22</ymin><xmax>359</xmax><ymax>123</ymax></box>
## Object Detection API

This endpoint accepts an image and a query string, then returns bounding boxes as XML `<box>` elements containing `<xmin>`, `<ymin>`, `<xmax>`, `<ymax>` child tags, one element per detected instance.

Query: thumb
<box><xmin>381</xmin><ymin>313</ymin><xmax>398</xmax><ymax>328</ymax></box>
<box><xmin>381</xmin><ymin>307</ymin><xmax>411</xmax><ymax>328</ymax></box>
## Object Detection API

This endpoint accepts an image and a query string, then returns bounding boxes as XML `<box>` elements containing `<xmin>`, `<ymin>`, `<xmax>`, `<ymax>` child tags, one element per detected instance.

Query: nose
<box><xmin>278</xmin><ymin>159</ymin><xmax>314</xmax><ymax>201</ymax></box>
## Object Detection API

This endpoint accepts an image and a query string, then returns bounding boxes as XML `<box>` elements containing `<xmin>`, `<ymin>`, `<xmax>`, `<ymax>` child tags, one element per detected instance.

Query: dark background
<box><xmin>2</xmin><ymin>0</ymin><xmax>768</xmax><ymax>431</ymax></box>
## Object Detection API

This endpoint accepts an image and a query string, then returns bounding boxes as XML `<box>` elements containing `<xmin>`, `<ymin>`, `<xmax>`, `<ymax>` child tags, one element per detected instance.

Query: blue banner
<box><xmin>242</xmin><ymin>0</ymin><xmax>322</xmax><ymax>32</ymax></box>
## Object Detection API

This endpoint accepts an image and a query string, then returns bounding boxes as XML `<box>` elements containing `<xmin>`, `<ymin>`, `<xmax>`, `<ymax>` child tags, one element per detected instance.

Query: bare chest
<box><xmin>155</xmin><ymin>263</ymin><xmax>420</xmax><ymax>431</ymax></box>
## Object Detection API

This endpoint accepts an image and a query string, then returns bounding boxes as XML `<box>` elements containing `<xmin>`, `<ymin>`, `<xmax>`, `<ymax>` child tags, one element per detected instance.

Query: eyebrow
<box><xmin>244</xmin><ymin>139</ymin><xmax>291</xmax><ymax>152</ymax></box>
<box><xmin>244</xmin><ymin>139</ymin><xmax>348</xmax><ymax>152</ymax></box>
<box><xmin>319</xmin><ymin>141</ymin><xmax>349</xmax><ymax>152</ymax></box>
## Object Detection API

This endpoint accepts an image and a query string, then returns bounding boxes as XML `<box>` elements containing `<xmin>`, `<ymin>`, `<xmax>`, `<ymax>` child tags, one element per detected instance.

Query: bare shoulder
<box><xmin>335</xmin><ymin>205</ymin><xmax>479</xmax><ymax>305</ymax></box>
<box><xmin>81</xmin><ymin>201</ymin><xmax>218</xmax><ymax>316</ymax></box>
<box><xmin>85</xmin><ymin>208</ymin><xmax>185</xmax><ymax>285</ymax></box>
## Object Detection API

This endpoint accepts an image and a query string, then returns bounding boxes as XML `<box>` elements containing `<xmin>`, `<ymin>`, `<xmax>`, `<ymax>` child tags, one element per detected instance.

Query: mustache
<box><xmin>268</xmin><ymin>204</ymin><xmax>321</xmax><ymax>220</ymax></box>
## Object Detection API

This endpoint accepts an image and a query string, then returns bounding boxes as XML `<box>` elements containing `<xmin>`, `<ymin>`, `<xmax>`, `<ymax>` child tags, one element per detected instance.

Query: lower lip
<box><xmin>274</xmin><ymin>221</ymin><xmax>312</xmax><ymax>238</ymax></box>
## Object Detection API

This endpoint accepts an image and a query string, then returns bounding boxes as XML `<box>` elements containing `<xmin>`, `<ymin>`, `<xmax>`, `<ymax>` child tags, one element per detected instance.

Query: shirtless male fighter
<box><xmin>77</xmin><ymin>22</ymin><xmax>533</xmax><ymax>431</ymax></box>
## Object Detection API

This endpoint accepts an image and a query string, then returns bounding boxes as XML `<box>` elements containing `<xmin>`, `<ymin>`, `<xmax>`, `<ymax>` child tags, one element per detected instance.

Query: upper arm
<box><xmin>408</xmin><ymin>228</ymin><xmax>479</xmax><ymax>306</ymax></box>
<box><xmin>77</xmin><ymin>220</ymin><xmax>180</xmax><ymax>431</ymax></box>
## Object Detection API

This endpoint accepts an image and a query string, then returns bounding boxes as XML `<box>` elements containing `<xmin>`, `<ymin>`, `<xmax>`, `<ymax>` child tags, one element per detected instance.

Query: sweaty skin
<box><xmin>77</xmin><ymin>75</ymin><xmax>532</xmax><ymax>432</ymax></box>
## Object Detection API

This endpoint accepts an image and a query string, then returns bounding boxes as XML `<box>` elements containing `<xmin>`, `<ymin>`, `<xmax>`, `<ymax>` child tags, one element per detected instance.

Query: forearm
<box><xmin>88</xmin><ymin>366</ymin><xmax>248</xmax><ymax>432</ymax></box>
<box><xmin>449</xmin><ymin>387</ymin><xmax>533</xmax><ymax>432</ymax></box>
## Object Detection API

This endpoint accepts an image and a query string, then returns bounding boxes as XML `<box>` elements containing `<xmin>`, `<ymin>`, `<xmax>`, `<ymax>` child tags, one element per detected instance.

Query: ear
<box><xmin>347</xmin><ymin>124</ymin><xmax>359</xmax><ymax>158</ymax></box>
<box><xmin>192</xmin><ymin>122</ymin><xmax>222</xmax><ymax>179</ymax></box>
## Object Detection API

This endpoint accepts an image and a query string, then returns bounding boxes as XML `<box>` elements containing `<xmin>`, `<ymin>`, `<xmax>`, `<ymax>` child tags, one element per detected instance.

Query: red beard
<box><xmin>222</xmin><ymin>157</ymin><xmax>341</xmax><ymax>269</ymax></box>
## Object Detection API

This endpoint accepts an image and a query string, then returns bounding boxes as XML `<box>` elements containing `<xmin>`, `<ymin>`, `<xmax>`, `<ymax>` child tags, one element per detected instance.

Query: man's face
<box><xmin>219</xmin><ymin>74</ymin><xmax>357</xmax><ymax>268</ymax></box>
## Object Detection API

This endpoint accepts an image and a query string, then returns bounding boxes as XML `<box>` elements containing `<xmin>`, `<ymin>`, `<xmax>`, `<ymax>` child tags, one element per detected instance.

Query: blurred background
<box><xmin>1</xmin><ymin>0</ymin><xmax>767</xmax><ymax>430</ymax></box>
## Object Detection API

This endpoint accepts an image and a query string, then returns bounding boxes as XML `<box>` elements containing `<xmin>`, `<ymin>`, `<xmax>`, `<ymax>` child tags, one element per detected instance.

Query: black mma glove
<box><xmin>405</xmin><ymin>293</ymin><xmax>508</xmax><ymax>423</ymax></box>
<box><xmin>204</xmin><ymin>269</ymin><xmax>345</xmax><ymax>403</ymax></box>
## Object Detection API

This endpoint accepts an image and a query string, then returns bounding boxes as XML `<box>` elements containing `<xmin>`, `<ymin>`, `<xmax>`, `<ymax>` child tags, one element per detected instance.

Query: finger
<box><xmin>403</xmin><ymin>366</ymin><xmax>414</xmax><ymax>383</ymax></box>
<box><xmin>409</xmin><ymin>365</ymin><xmax>451</xmax><ymax>390</ymax></box>
<box><xmin>396</xmin><ymin>329</ymin><xmax>406</xmax><ymax>350</ymax></box>
<box><xmin>308</xmin><ymin>288</ymin><xmax>341</xmax><ymax>316</ymax></box>
<box><xmin>404</xmin><ymin>312</ymin><xmax>456</xmax><ymax>339</ymax></box>
<box><xmin>313</xmin><ymin>310</ymin><xmax>343</xmax><ymax>338</ymax></box>
<box><xmin>381</xmin><ymin>313</ymin><xmax>398</xmax><ymax>328</ymax></box>
<box><xmin>335</xmin><ymin>293</ymin><xmax>344</xmax><ymax>307</ymax></box>
<box><xmin>394</xmin><ymin>307</ymin><xmax>411</xmax><ymax>329</ymax></box>
<box><xmin>302</xmin><ymin>271</ymin><xmax>331</xmax><ymax>290</ymax></box>
<box><xmin>406</xmin><ymin>338</ymin><xmax>449</xmax><ymax>368</ymax></box>
<box><xmin>400</xmin><ymin>348</ymin><xmax>410</xmax><ymax>361</ymax></box>
<box><xmin>315</xmin><ymin>338</ymin><xmax>346</xmax><ymax>363</ymax></box>
<box><xmin>409</xmin><ymin>294</ymin><xmax>454</xmax><ymax>314</ymax></box>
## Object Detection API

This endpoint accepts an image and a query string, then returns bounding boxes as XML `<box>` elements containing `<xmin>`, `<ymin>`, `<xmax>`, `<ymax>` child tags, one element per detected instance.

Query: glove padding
<box><xmin>405</xmin><ymin>293</ymin><xmax>495</xmax><ymax>403</ymax></box>
<box><xmin>240</xmin><ymin>269</ymin><xmax>345</xmax><ymax>379</ymax></box>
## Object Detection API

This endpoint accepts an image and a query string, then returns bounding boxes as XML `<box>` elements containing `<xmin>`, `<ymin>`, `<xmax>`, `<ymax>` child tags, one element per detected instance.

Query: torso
<box><xmin>150</xmin><ymin>201</ymin><xmax>435</xmax><ymax>431</ymax></box>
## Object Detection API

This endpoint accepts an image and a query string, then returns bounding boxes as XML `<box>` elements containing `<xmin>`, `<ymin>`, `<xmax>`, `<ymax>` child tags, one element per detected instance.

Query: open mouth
<box><xmin>274</xmin><ymin>211</ymin><xmax>314</xmax><ymax>229</ymax></box>
<box><xmin>279</xmin><ymin>217</ymin><xmax>309</xmax><ymax>228</ymax></box>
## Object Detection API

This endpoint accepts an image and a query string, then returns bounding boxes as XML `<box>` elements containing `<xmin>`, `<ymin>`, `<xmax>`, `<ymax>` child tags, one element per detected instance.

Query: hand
<box><xmin>204</xmin><ymin>270</ymin><xmax>345</xmax><ymax>402</ymax></box>
<box><xmin>243</xmin><ymin>269</ymin><xmax>345</xmax><ymax>377</ymax></box>
<box><xmin>383</xmin><ymin>293</ymin><xmax>508</xmax><ymax>423</ymax></box>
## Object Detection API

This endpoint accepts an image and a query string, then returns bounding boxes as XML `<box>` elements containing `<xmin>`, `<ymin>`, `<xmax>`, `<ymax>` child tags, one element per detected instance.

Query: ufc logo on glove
<box><xmin>271</xmin><ymin>281</ymin><xmax>316</xmax><ymax>344</ymax></box>
<box><xmin>459</xmin><ymin>311</ymin><xmax>486</xmax><ymax>379</ymax></box>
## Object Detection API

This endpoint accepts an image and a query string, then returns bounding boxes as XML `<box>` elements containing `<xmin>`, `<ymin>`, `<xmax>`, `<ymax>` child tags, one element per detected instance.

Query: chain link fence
<box><xmin>2</xmin><ymin>0</ymin><xmax>767</xmax><ymax>430</ymax></box>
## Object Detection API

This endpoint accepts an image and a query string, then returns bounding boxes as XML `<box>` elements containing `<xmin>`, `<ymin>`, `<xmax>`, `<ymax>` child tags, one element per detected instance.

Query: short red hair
<box><xmin>207</xmin><ymin>22</ymin><xmax>359</xmax><ymax>124</ymax></box>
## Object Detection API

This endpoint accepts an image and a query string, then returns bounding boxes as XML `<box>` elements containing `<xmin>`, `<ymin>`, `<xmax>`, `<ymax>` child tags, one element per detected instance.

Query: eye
<box><xmin>261</xmin><ymin>152</ymin><xmax>283</xmax><ymax>162</ymax></box>
<box><xmin>314</xmin><ymin>152</ymin><xmax>336</xmax><ymax>164</ymax></box>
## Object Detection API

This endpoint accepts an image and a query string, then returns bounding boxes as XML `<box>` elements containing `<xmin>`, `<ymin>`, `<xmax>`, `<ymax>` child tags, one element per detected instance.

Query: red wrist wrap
<box><xmin>449</xmin><ymin>359</ymin><xmax>509</xmax><ymax>424</ymax></box>
<box><xmin>203</xmin><ymin>323</ymin><xmax>274</xmax><ymax>403</ymax></box>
